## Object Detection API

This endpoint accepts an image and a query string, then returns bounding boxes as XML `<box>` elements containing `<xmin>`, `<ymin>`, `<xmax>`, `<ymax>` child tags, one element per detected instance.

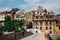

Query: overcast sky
<box><xmin>0</xmin><ymin>0</ymin><xmax>60</xmax><ymax>14</ymax></box>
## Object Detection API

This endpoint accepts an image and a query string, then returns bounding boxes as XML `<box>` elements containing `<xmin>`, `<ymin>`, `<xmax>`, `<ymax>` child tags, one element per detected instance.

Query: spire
<box><xmin>37</xmin><ymin>6</ymin><xmax>43</xmax><ymax>12</ymax></box>
<box><xmin>44</xmin><ymin>9</ymin><xmax>47</xmax><ymax>12</ymax></box>
<box><xmin>38</xmin><ymin>6</ymin><xmax>42</xmax><ymax>8</ymax></box>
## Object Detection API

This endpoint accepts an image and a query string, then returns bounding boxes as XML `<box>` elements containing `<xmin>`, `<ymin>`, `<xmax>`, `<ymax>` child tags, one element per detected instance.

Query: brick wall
<box><xmin>0</xmin><ymin>32</ymin><xmax>31</xmax><ymax>40</ymax></box>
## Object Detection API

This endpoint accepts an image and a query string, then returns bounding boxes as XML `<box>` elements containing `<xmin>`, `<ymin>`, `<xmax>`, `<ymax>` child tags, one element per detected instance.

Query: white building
<box><xmin>14</xmin><ymin>10</ymin><xmax>26</xmax><ymax>20</ymax></box>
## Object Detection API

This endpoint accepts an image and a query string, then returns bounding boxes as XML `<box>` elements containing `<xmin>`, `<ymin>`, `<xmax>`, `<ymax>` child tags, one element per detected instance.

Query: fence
<box><xmin>0</xmin><ymin>31</ymin><xmax>32</xmax><ymax>40</ymax></box>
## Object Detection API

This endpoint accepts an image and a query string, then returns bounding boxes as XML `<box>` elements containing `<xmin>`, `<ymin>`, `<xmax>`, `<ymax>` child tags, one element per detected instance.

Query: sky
<box><xmin>0</xmin><ymin>0</ymin><xmax>60</xmax><ymax>14</ymax></box>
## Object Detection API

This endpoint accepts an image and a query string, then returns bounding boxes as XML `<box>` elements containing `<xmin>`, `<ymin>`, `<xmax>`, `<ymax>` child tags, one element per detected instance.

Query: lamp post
<box><xmin>14</xmin><ymin>23</ymin><xmax>17</xmax><ymax>40</ymax></box>
<box><xmin>14</xmin><ymin>26</ymin><xmax>16</xmax><ymax>40</ymax></box>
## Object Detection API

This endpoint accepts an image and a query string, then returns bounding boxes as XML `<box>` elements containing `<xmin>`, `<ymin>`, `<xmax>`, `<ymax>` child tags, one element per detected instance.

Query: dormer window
<box><xmin>46</xmin><ymin>16</ymin><xmax>48</xmax><ymax>18</ymax></box>
<box><xmin>16</xmin><ymin>14</ymin><xmax>20</xmax><ymax>18</ymax></box>
<box><xmin>35</xmin><ymin>12</ymin><xmax>37</xmax><ymax>15</ymax></box>
<box><xmin>40</xmin><ymin>16</ymin><xmax>43</xmax><ymax>19</ymax></box>
<box><xmin>40</xmin><ymin>13</ymin><xmax>42</xmax><ymax>15</ymax></box>
<box><xmin>50</xmin><ymin>16</ymin><xmax>53</xmax><ymax>18</ymax></box>
<box><xmin>48</xmin><ymin>12</ymin><xmax>50</xmax><ymax>14</ymax></box>
<box><xmin>44</xmin><ymin>9</ymin><xmax>47</xmax><ymax>12</ymax></box>
<box><xmin>36</xmin><ymin>16</ymin><xmax>39</xmax><ymax>19</ymax></box>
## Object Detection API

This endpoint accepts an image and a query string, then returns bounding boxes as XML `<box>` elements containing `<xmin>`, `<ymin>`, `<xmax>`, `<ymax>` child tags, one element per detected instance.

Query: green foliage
<box><xmin>4</xmin><ymin>15</ymin><xmax>24</xmax><ymax>32</ymax></box>
<box><xmin>48</xmin><ymin>34</ymin><xmax>53</xmax><ymax>40</ymax></box>
<box><xmin>0</xmin><ymin>32</ymin><xmax>3</xmax><ymax>36</ymax></box>
<box><xmin>49</xmin><ymin>36</ymin><xmax>53</xmax><ymax>40</ymax></box>
<box><xmin>14</xmin><ymin>20</ymin><xmax>23</xmax><ymax>32</ymax></box>
<box><xmin>14</xmin><ymin>29</ymin><xmax>22</xmax><ymax>32</ymax></box>
<box><xmin>4</xmin><ymin>15</ymin><xmax>15</xmax><ymax>32</ymax></box>
<box><xmin>56</xmin><ymin>37</ymin><xmax>60</xmax><ymax>40</ymax></box>
<box><xmin>14</xmin><ymin>20</ymin><xmax>24</xmax><ymax>30</ymax></box>
<box><xmin>0</xmin><ymin>26</ymin><xmax>3</xmax><ymax>36</ymax></box>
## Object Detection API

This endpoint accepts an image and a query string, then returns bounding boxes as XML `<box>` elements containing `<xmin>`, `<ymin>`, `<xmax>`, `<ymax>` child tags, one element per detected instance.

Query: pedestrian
<box><xmin>36</xmin><ymin>30</ymin><xmax>38</xmax><ymax>33</ymax></box>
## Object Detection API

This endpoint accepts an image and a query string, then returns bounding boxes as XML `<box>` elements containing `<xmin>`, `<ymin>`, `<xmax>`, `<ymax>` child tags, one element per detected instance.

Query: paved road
<box><xmin>20</xmin><ymin>29</ymin><xmax>47</xmax><ymax>40</ymax></box>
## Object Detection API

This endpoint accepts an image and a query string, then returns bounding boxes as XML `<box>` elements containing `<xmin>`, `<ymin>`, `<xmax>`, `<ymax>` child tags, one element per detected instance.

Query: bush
<box><xmin>14</xmin><ymin>29</ymin><xmax>22</xmax><ymax>32</ymax></box>
<box><xmin>0</xmin><ymin>26</ymin><xmax>3</xmax><ymax>36</ymax></box>
<box><xmin>56</xmin><ymin>37</ymin><xmax>60</xmax><ymax>40</ymax></box>
<box><xmin>49</xmin><ymin>36</ymin><xmax>53</xmax><ymax>40</ymax></box>
<box><xmin>0</xmin><ymin>32</ymin><xmax>3</xmax><ymax>36</ymax></box>
<box><xmin>48</xmin><ymin>34</ymin><xmax>53</xmax><ymax>40</ymax></box>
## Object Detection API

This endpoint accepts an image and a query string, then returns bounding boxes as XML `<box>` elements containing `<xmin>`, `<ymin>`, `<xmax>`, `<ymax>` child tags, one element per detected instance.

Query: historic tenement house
<box><xmin>55</xmin><ymin>14</ymin><xmax>60</xmax><ymax>35</ymax></box>
<box><xmin>32</xmin><ymin>6</ymin><xmax>57</xmax><ymax>36</ymax></box>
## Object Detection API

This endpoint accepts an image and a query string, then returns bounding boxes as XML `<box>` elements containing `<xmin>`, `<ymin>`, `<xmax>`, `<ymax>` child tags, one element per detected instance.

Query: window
<box><xmin>36</xmin><ymin>16</ymin><xmax>39</xmax><ymax>19</ymax></box>
<box><xmin>40</xmin><ymin>27</ymin><xmax>42</xmax><ymax>30</ymax></box>
<box><xmin>46</xmin><ymin>27</ymin><xmax>48</xmax><ymax>30</ymax></box>
<box><xmin>36</xmin><ymin>22</ymin><xmax>38</xmax><ymax>25</ymax></box>
<box><xmin>16</xmin><ymin>14</ymin><xmax>20</xmax><ymax>18</ymax></box>
<box><xmin>59</xmin><ymin>27</ymin><xmax>60</xmax><ymax>30</ymax></box>
<box><xmin>50</xmin><ymin>16</ymin><xmax>53</xmax><ymax>18</ymax></box>
<box><xmin>40</xmin><ymin>16</ymin><xmax>43</xmax><ymax>19</ymax></box>
<box><xmin>40</xmin><ymin>13</ymin><xmax>42</xmax><ymax>15</ymax></box>
<box><xmin>40</xmin><ymin>22</ymin><xmax>42</xmax><ymax>25</ymax></box>
<box><xmin>46</xmin><ymin>16</ymin><xmax>48</xmax><ymax>18</ymax></box>
<box><xmin>35</xmin><ymin>12</ymin><xmax>37</xmax><ymax>15</ymax></box>
<box><xmin>50</xmin><ymin>31</ymin><xmax>52</xmax><ymax>33</ymax></box>
<box><xmin>50</xmin><ymin>27</ymin><xmax>52</xmax><ymax>30</ymax></box>
<box><xmin>49</xmin><ymin>21</ymin><xmax>51</xmax><ymax>25</ymax></box>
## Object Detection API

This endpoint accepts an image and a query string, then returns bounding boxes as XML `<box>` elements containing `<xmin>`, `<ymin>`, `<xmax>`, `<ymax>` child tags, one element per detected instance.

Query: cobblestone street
<box><xmin>20</xmin><ymin>29</ymin><xmax>47</xmax><ymax>40</ymax></box>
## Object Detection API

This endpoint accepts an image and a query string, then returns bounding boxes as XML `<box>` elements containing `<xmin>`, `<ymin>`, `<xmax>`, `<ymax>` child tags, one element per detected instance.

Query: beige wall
<box><xmin>32</xmin><ymin>21</ymin><xmax>56</xmax><ymax>35</ymax></box>
<box><xmin>0</xmin><ymin>14</ymin><xmax>5</xmax><ymax>20</ymax></box>
<box><xmin>0</xmin><ymin>13</ymin><xmax>5</xmax><ymax>26</ymax></box>
<box><xmin>0</xmin><ymin>22</ymin><xmax>4</xmax><ymax>26</ymax></box>
<box><xmin>25</xmin><ymin>12</ymin><xmax>33</xmax><ymax>22</ymax></box>
<box><xmin>55</xmin><ymin>26</ymin><xmax>60</xmax><ymax>35</ymax></box>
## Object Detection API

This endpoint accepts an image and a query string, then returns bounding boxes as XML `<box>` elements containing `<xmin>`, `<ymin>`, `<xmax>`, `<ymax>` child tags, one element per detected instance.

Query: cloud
<box><xmin>41</xmin><ymin>0</ymin><xmax>60</xmax><ymax>14</ymax></box>
<box><xmin>0</xmin><ymin>7</ymin><xmax>11</xmax><ymax>12</ymax></box>
<box><xmin>18</xmin><ymin>0</ymin><xmax>60</xmax><ymax>14</ymax></box>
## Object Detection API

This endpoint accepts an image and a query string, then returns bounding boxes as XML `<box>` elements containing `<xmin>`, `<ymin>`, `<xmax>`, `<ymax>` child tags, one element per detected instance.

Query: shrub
<box><xmin>48</xmin><ymin>34</ymin><xmax>53</xmax><ymax>40</ymax></box>
<box><xmin>0</xmin><ymin>26</ymin><xmax>3</xmax><ymax>36</ymax></box>
<box><xmin>56</xmin><ymin>37</ymin><xmax>60</xmax><ymax>40</ymax></box>
<box><xmin>0</xmin><ymin>32</ymin><xmax>3</xmax><ymax>36</ymax></box>
<box><xmin>14</xmin><ymin>29</ymin><xmax>22</xmax><ymax>32</ymax></box>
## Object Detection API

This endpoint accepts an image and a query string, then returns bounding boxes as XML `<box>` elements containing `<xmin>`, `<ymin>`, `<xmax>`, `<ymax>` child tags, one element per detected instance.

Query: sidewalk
<box><xmin>14</xmin><ymin>32</ymin><xmax>33</xmax><ymax>40</ymax></box>
<box><xmin>18</xmin><ymin>29</ymin><xmax>48</xmax><ymax>40</ymax></box>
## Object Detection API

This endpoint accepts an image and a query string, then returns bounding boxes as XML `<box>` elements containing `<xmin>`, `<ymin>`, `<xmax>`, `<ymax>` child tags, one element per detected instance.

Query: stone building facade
<box><xmin>0</xmin><ymin>11</ymin><xmax>6</xmax><ymax>26</ymax></box>
<box><xmin>55</xmin><ymin>14</ymin><xmax>60</xmax><ymax>35</ymax></box>
<box><xmin>32</xmin><ymin>6</ymin><xmax>56</xmax><ymax>36</ymax></box>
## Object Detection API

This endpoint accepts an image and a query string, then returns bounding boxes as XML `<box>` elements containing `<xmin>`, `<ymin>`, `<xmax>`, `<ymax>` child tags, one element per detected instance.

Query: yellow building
<box><xmin>55</xmin><ymin>14</ymin><xmax>60</xmax><ymax>36</ymax></box>
<box><xmin>32</xmin><ymin>6</ymin><xmax>57</xmax><ymax>36</ymax></box>
<box><xmin>0</xmin><ymin>11</ymin><xmax>6</xmax><ymax>26</ymax></box>
<box><xmin>24</xmin><ymin>12</ymin><xmax>33</xmax><ymax>28</ymax></box>
<box><xmin>25</xmin><ymin>12</ymin><xmax>33</xmax><ymax>22</ymax></box>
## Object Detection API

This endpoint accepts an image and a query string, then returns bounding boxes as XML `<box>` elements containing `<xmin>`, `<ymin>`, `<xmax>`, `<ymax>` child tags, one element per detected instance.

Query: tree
<box><xmin>10</xmin><ymin>20</ymin><xmax>15</xmax><ymax>31</ymax></box>
<box><xmin>19</xmin><ymin>20</ymin><xmax>24</xmax><ymax>29</ymax></box>
<box><xmin>0</xmin><ymin>26</ymin><xmax>3</xmax><ymax>36</ymax></box>
<box><xmin>48</xmin><ymin>34</ymin><xmax>53</xmax><ymax>40</ymax></box>
<box><xmin>14</xmin><ymin>20</ymin><xmax>24</xmax><ymax>32</ymax></box>
<box><xmin>56</xmin><ymin>37</ymin><xmax>60</xmax><ymax>40</ymax></box>
<box><xmin>4</xmin><ymin>15</ymin><xmax>14</xmax><ymax>32</ymax></box>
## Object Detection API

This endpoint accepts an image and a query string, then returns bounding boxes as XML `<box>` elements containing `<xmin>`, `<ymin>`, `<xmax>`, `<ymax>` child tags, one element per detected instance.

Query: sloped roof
<box><xmin>56</xmin><ymin>14</ymin><xmax>60</xmax><ymax>16</ymax></box>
